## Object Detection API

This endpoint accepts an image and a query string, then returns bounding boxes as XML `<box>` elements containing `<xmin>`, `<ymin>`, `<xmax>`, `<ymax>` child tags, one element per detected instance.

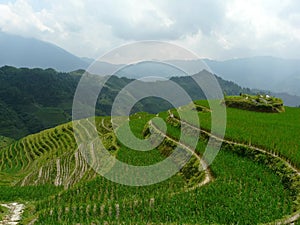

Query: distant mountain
<box><xmin>86</xmin><ymin>57</ymin><xmax>300</xmax><ymax>96</ymax></box>
<box><xmin>204</xmin><ymin>56</ymin><xmax>300</xmax><ymax>96</ymax></box>
<box><xmin>86</xmin><ymin>59</ymin><xmax>300</xmax><ymax>106</ymax></box>
<box><xmin>86</xmin><ymin>60</ymin><xmax>209</xmax><ymax>79</ymax></box>
<box><xmin>162</xmin><ymin>57</ymin><xmax>300</xmax><ymax>106</ymax></box>
<box><xmin>80</xmin><ymin>57</ymin><xmax>94</xmax><ymax>64</ymax></box>
<box><xmin>0</xmin><ymin>32</ymin><xmax>88</xmax><ymax>72</ymax></box>
<box><xmin>0</xmin><ymin>66</ymin><xmax>253</xmax><ymax>139</ymax></box>
<box><xmin>269</xmin><ymin>92</ymin><xmax>300</xmax><ymax>107</ymax></box>
<box><xmin>2</xmin><ymin>32</ymin><xmax>298</xmax><ymax>96</ymax></box>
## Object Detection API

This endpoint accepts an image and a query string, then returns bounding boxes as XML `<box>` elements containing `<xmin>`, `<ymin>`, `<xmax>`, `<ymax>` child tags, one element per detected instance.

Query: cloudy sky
<box><xmin>0</xmin><ymin>0</ymin><xmax>299</xmax><ymax>60</ymax></box>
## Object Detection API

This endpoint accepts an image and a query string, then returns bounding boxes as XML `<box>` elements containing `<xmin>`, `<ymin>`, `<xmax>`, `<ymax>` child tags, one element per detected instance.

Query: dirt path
<box><xmin>0</xmin><ymin>203</ymin><xmax>24</xmax><ymax>225</ymax></box>
<box><xmin>169</xmin><ymin>111</ymin><xmax>300</xmax><ymax>224</ymax></box>
<box><xmin>149</xmin><ymin>120</ymin><xmax>213</xmax><ymax>192</ymax></box>
<box><xmin>101</xmin><ymin>118</ymin><xmax>112</xmax><ymax>132</ymax></box>
<box><xmin>170</xmin><ymin>111</ymin><xmax>300</xmax><ymax>175</ymax></box>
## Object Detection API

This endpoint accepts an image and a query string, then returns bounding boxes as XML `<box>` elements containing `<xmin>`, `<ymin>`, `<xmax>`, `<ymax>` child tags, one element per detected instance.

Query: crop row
<box><xmin>192</xmin><ymin>100</ymin><xmax>300</xmax><ymax>168</ymax></box>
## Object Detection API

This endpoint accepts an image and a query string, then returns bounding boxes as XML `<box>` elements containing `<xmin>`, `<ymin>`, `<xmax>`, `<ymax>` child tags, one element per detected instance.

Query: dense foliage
<box><xmin>0</xmin><ymin>136</ymin><xmax>14</xmax><ymax>149</ymax></box>
<box><xmin>0</xmin><ymin>66</ymin><xmax>253</xmax><ymax>139</ymax></box>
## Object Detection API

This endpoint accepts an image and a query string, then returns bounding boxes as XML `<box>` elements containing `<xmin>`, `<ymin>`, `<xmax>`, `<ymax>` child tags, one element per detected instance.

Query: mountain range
<box><xmin>0</xmin><ymin>32</ymin><xmax>299</xmax><ymax>105</ymax></box>
<box><xmin>204</xmin><ymin>57</ymin><xmax>300</xmax><ymax>96</ymax></box>
<box><xmin>0</xmin><ymin>31</ymin><xmax>88</xmax><ymax>71</ymax></box>
<box><xmin>0</xmin><ymin>66</ymin><xmax>253</xmax><ymax>139</ymax></box>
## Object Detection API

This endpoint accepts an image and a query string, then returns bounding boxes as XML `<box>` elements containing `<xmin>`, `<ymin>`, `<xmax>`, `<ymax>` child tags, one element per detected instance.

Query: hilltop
<box><xmin>224</xmin><ymin>94</ymin><xmax>285</xmax><ymax>113</ymax></box>
<box><xmin>0</xmin><ymin>32</ymin><xmax>88</xmax><ymax>72</ymax></box>
<box><xmin>0</xmin><ymin>66</ymin><xmax>253</xmax><ymax>139</ymax></box>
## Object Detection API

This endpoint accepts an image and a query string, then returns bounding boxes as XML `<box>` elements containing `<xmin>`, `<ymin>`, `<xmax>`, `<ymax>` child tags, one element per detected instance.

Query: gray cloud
<box><xmin>0</xmin><ymin>0</ymin><xmax>299</xmax><ymax>59</ymax></box>
<box><xmin>92</xmin><ymin>0</ymin><xmax>226</xmax><ymax>40</ymax></box>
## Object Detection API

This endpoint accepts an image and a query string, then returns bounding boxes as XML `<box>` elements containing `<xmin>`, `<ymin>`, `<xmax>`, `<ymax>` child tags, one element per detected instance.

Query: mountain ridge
<box><xmin>1</xmin><ymin>32</ymin><xmax>299</xmax><ymax>98</ymax></box>
<box><xmin>0</xmin><ymin>32</ymin><xmax>88</xmax><ymax>72</ymax></box>
<box><xmin>0</xmin><ymin>66</ymin><xmax>253</xmax><ymax>139</ymax></box>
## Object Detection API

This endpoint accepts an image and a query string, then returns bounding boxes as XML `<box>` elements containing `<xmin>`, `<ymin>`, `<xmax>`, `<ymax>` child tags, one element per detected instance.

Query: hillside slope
<box><xmin>0</xmin><ymin>102</ymin><xmax>299</xmax><ymax>224</ymax></box>
<box><xmin>204</xmin><ymin>56</ymin><xmax>300</xmax><ymax>96</ymax></box>
<box><xmin>0</xmin><ymin>32</ymin><xmax>88</xmax><ymax>72</ymax></box>
<box><xmin>0</xmin><ymin>66</ymin><xmax>253</xmax><ymax>139</ymax></box>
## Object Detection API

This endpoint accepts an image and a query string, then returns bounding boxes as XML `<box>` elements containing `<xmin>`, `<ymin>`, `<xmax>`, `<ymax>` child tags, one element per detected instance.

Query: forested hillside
<box><xmin>0</xmin><ymin>66</ymin><xmax>252</xmax><ymax>139</ymax></box>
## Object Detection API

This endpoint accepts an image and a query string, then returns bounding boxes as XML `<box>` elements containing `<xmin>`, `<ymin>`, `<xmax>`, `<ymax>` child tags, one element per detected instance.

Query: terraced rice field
<box><xmin>0</xmin><ymin>101</ymin><xmax>299</xmax><ymax>224</ymax></box>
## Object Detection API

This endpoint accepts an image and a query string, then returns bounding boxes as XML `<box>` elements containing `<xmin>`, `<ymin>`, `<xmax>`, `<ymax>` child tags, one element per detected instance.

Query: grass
<box><xmin>0</xmin><ymin>185</ymin><xmax>63</xmax><ymax>202</ymax></box>
<box><xmin>224</xmin><ymin>94</ymin><xmax>285</xmax><ymax>113</ymax></box>
<box><xmin>145</xmin><ymin>150</ymin><xmax>292</xmax><ymax>225</ymax></box>
<box><xmin>33</xmin><ymin>136</ymin><xmax>293</xmax><ymax>224</ymax></box>
<box><xmin>0</xmin><ymin>100</ymin><xmax>298</xmax><ymax>224</ymax></box>
<box><xmin>193</xmin><ymin>99</ymin><xmax>300</xmax><ymax>168</ymax></box>
<box><xmin>0</xmin><ymin>136</ymin><xmax>15</xmax><ymax>150</ymax></box>
<box><xmin>0</xmin><ymin>204</ymin><xmax>8</xmax><ymax>220</ymax></box>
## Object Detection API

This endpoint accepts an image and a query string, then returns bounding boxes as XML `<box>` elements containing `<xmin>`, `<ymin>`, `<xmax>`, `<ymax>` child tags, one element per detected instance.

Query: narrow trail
<box><xmin>169</xmin><ymin>110</ymin><xmax>300</xmax><ymax>225</ymax></box>
<box><xmin>170</xmin><ymin>110</ymin><xmax>300</xmax><ymax>175</ymax></box>
<box><xmin>149</xmin><ymin>120</ymin><xmax>213</xmax><ymax>192</ymax></box>
<box><xmin>101</xmin><ymin>118</ymin><xmax>112</xmax><ymax>132</ymax></box>
<box><xmin>0</xmin><ymin>203</ymin><xmax>24</xmax><ymax>225</ymax></box>
<box><xmin>3</xmin><ymin>113</ymin><xmax>297</xmax><ymax>224</ymax></box>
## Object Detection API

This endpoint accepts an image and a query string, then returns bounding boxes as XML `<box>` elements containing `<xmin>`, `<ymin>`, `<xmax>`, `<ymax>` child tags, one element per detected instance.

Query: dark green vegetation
<box><xmin>0</xmin><ymin>66</ymin><xmax>77</xmax><ymax>139</ymax></box>
<box><xmin>0</xmin><ymin>136</ymin><xmax>14</xmax><ymax>149</ymax></box>
<box><xmin>1</xmin><ymin>32</ymin><xmax>299</xmax><ymax>101</ymax></box>
<box><xmin>0</xmin><ymin>205</ymin><xmax>8</xmax><ymax>220</ymax></box>
<box><xmin>0</xmin><ymin>99</ymin><xmax>299</xmax><ymax>224</ymax></box>
<box><xmin>224</xmin><ymin>94</ymin><xmax>285</xmax><ymax>112</ymax></box>
<box><xmin>0</xmin><ymin>66</ymin><xmax>253</xmax><ymax>139</ymax></box>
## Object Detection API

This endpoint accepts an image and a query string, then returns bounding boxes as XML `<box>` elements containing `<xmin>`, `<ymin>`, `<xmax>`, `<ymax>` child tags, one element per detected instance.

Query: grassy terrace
<box><xmin>0</xmin><ymin>101</ymin><xmax>298</xmax><ymax>224</ymax></box>
<box><xmin>0</xmin><ymin>205</ymin><xmax>8</xmax><ymax>220</ymax></box>
<box><xmin>0</xmin><ymin>136</ymin><xmax>15</xmax><ymax>149</ymax></box>
<box><xmin>33</xmin><ymin>112</ymin><xmax>293</xmax><ymax>224</ymax></box>
<box><xmin>224</xmin><ymin>94</ymin><xmax>285</xmax><ymax>113</ymax></box>
<box><xmin>182</xmin><ymin>99</ymin><xmax>300</xmax><ymax>168</ymax></box>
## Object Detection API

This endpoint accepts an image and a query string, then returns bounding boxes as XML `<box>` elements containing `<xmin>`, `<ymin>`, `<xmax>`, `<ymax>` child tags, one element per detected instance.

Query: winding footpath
<box><xmin>174</xmin><ymin>112</ymin><xmax>300</xmax><ymax>176</ymax></box>
<box><xmin>1</xmin><ymin>112</ymin><xmax>299</xmax><ymax>224</ymax></box>
<box><xmin>169</xmin><ymin>110</ymin><xmax>300</xmax><ymax>225</ymax></box>
<box><xmin>0</xmin><ymin>203</ymin><xmax>24</xmax><ymax>225</ymax></box>
<box><xmin>101</xmin><ymin>118</ymin><xmax>112</xmax><ymax>132</ymax></box>
<box><xmin>149</xmin><ymin>120</ymin><xmax>213</xmax><ymax>192</ymax></box>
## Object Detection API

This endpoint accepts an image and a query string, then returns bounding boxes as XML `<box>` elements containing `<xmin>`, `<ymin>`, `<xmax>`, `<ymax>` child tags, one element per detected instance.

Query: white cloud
<box><xmin>219</xmin><ymin>0</ymin><xmax>300</xmax><ymax>57</ymax></box>
<box><xmin>0</xmin><ymin>0</ymin><xmax>299</xmax><ymax>59</ymax></box>
<box><xmin>0</xmin><ymin>0</ymin><xmax>53</xmax><ymax>34</ymax></box>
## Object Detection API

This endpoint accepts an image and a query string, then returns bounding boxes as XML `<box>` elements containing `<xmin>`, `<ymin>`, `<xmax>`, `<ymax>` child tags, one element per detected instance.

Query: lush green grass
<box><xmin>0</xmin><ymin>136</ymin><xmax>14</xmax><ymax>149</ymax></box>
<box><xmin>0</xmin><ymin>103</ymin><xmax>297</xmax><ymax>224</ymax></box>
<box><xmin>145</xmin><ymin>149</ymin><xmax>292</xmax><ymax>225</ymax></box>
<box><xmin>116</xmin><ymin>145</ymin><xmax>165</xmax><ymax>166</ymax></box>
<box><xmin>0</xmin><ymin>185</ymin><xmax>62</xmax><ymax>202</ymax></box>
<box><xmin>192</xmin><ymin>100</ymin><xmax>300</xmax><ymax>167</ymax></box>
<box><xmin>0</xmin><ymin>205</ymin><xmax>8</xmax><ymax>220</ymax></box>
<box><xmin>33</xmin><ymin>140</ymin><xmax>293</xmax><ymax>224</ymax></box>
<box><xmin>225</xmin><ymin>94</ymin><xmax>284</xmax><ymax>112</ymax></box>
<box><xmin>28</xmin><ymin>113</ymin><xmax>298</xmax><ymax>223</ymax></box>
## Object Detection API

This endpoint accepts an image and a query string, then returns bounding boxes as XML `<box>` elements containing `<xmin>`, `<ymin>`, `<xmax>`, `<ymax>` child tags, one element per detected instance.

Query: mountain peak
<box><xmin>0</xmin><ymin>32</ymin><xmax>88</xmax><ymax>72</ymax></box>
